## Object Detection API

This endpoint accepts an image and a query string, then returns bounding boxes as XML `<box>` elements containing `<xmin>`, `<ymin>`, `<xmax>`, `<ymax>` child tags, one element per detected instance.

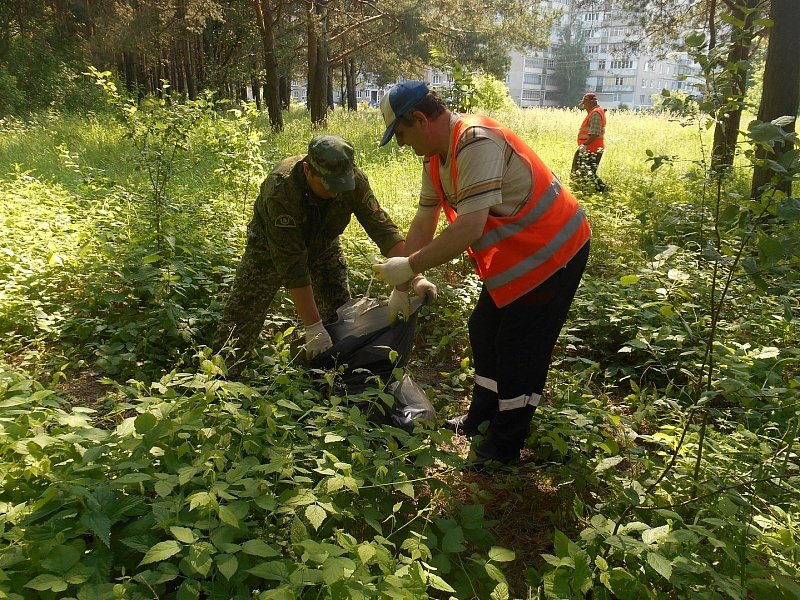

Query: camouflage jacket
<box><xmin>248</xmin><ymin>156</ymin><xmax>404</xmax><ymax>289</ymax></box>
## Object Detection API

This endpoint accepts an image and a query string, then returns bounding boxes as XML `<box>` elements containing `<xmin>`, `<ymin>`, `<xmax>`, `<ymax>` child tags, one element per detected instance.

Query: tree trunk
<box><xmin>123</xmin><ymin>51</ymin><xmax>138</xmax><ymax>96</ymax></box>
<box><xmin>750</xmin><ymin>0</ymin><xmax>800</xmax><ymax>198</ymax></box>
<box><xmin>186</xmin><ymin>38</ymin><xmax>197</xmax><ymax>100</ymax></box>
<box><xmin>253</xmin><ymin>0</ymin><xmax>283</xmax><ymax>131</ymax></box>
<box><xmin>710</xmin><ymin>0</ymin><xmax>760</xmax><ymax>172</ymax></box>
<box><xmin>307</xmin><ymin>0</ymin><xmax>330</xmax><ymax>126</ymax></box>
<box><xmin>279</xmin><ymin>75</ymin><xmax>290</xmax><ymax>110</ymax></box>
<box><xmin>344</xmin><ymin>56</ymin><xmax>357</xmax><ymax>111</ymax></box>
<box><xmin>252</xmin><ymin>78</ymin><xmax>262</xmax><ymax>109</ymax></box>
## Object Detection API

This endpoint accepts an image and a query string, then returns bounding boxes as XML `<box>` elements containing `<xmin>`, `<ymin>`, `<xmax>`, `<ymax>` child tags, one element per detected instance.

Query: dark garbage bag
<box><xmin>309</xmin><ymin>297</ymin><xmax>436</xmax><ymax>431</ymax></box>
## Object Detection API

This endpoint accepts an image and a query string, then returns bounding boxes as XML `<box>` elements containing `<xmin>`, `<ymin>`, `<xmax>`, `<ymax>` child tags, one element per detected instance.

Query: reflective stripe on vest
<box><xmin>430</xmin><ymin>115</ymin><xmax>591</xmax><ymax>307</ymax></box>
<box><xmin>577</xmin><ymin>106</ymin><xmax>606</xmax><ymax>152</ymax></box>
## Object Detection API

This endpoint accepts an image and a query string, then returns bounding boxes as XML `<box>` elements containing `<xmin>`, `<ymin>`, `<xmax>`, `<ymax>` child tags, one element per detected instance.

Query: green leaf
<box><xmin>395</xmin><ymin>481</ymin><xmax>415</xmax><ymax>498</ymax></box>
<box><xmin>428</xmin><ymin>572</ymin><xmax>456</xmax><ymax>592</ymax></box>
<box><xmin>134</xmin><ymin>412</ymin><xmax>157</xmax><ymax>433</ymax></box>
<box><xmin>620</xmin><ymin>274</ymin><xmax>640</xmax><ymax>285</ymax></box>
<box><xmin>488</xmin><ymin>546</ymin><xmax>515</xmax><ymax>562</ymax></box>
<box><xmin>357</xmin><ymin>544</ymin><xmax>376</xmax><ymax>564</ymax></box>
<box><xmin>305</xmin><ymin>504</ymin><xmax>327</xmax><ymax>531</ymax></box>
<box><xmin>80</xmin><ymin>511</ymin><xmax>112</xmax><ymax>547</ymax></box>
<box><xmin>490</xmin><ymin>582</ymin><xmax>510</xmax><ymax>600</ymax></box>
<box><xmin>642</xmin><ymin>524</ymin><xmax>670</xmax><ymax>545</ymax></box>
<box><xmin>155</xmin><ymin>479</ymin><xmax>176</xmax><ymax>497</ymax></box>
<box><xmin>595</xmin><ymin>455</ymin><xmax>625</xmax><ymax>473</ymax></box>
<box><xmin>170</xmin><ymin>527</ymin><xmax>197</xmax><ymax>544</ymax></box>
<box><xmin>321</xmin><ymin>556</ymin><xmax>356</xmax><ymax>585</ymax></box>
<box><xmin>41</xmin><ymin>544</ymin><xmax>82</xmax><ymax>575</ymax></box>
<box><xmin>188</xmin><ymin>491</ymin><xmax>216</xmax><ymax>511</ymax></box>
<box><xmin>218</xmin><ymin>505</ymin><xmax>240</xmax><ymax>528</ymax></box>
<box><xmin>759</xmin><ymin>236</ymin><xmax>784</xmax><ymax>260</ymax></box>
<box><xmin>25</xmin><ymin>574</ymin><xmax>67</xmax><ymax>592</ymax></box>
<box><xmin>241</xmin><ymin>539</ymin><xmax>280</xmax><ymax>558</ymax></box>
<box><xmin>216</xmin><ymin>554</ymin><xmax>238</xmax><ymax>580</ymax></box>
<box><xmin>623</xmin><ymin>487</ymin><xmax>641</xmax><ymax>506</ymax></box>
<box><xmin>176</xmin><ymin>578</ymin><xmax>200</xmax><ymax>600</ymax></box>
<box><xmin>647</xmin><ymin>552</ymin><xmax>673</xmax><ymax>581</ymax></box>
<box><xmin>185</xmin><ymin>545</ymin><xmax>213</xmax><ymax>577</ymax></box>
<box><xmin>441</xmin><ymin>526</ymin><xmax>465</xmax><ymax>553</ymax></box>
<box><xmin>248</xmin><ymin>561</ymin><xmax>290</xmax><ymax>581</ymax></box>
<box><xmin>139</xmin><ymin>540</ymin><xmax>182</xmax><ymax>566</ymax></box>
<box><xmin>776</xmin><ymin>198</ymin><xmax>800</xmax><ymax>221</ymax></box>
<box><xmin>484</xmin><ymin>562</ymin><xmax>507</xmax><ymax>584</ymax></box>
<box><xmin>748</xmin><ymin>122</ymin><xmax>786</xmax><ymax>144</ymax></box>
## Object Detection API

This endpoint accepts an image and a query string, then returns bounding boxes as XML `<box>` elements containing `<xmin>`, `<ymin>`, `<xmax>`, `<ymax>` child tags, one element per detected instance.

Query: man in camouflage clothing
<box><xmin>213</xmin><ymin>134</ymin><xmax>432</xmax><ymax>374</ymax></box>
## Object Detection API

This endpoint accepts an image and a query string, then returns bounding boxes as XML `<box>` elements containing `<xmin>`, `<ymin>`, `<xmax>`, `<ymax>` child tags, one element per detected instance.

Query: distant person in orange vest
<box><xmin>571</xmin><ymin>92</ymin><xmax>607</xmax><ymax>193</ymax></box>
<box><xmin>371</xmin><ymin>81</ymin><xmax>591</xmax><ymax>469</ymax></box>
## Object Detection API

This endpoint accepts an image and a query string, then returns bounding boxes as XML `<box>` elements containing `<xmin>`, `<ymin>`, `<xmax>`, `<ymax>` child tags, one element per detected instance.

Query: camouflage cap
<box><xmin>307</xmin><ymin>135</ymin><xmax>356</xmax><ymax>192</ymax></box>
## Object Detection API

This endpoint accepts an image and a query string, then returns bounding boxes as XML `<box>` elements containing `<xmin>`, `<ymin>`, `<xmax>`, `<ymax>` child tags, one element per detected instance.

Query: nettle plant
<box><xmin>56</xmin><ymin>69</ymin><xmax>266</xmax><ymax>381</ymax></box>
<box><xmin>531</xmin><ymin>27</ymin><xmax>799</xmax><ymax>600</ymax></box>
<box><xmin>0</xmin><ymin>355</ymin><xmax>517</xmax><ymax>599</ymax></box>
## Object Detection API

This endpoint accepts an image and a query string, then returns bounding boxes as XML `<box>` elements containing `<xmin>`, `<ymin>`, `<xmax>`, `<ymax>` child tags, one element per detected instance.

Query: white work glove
<box><xmin>412</xmin><ymin>276</ymin><xmax>437</xmax><ymax>304</ymax></box>
<box><xmin>304</xmin><ymin>320</ymin><xmax>332</xmax><ymax>359</ymax></box>
<box><xmin>371</xmin><ymin>257</ymin><xmax>415</xmax><ymax>287</ymax></box>
<box><xmin>388</xmin><ymin>288</ymin><xmax>411</xmax><ymax>325</ymax></box>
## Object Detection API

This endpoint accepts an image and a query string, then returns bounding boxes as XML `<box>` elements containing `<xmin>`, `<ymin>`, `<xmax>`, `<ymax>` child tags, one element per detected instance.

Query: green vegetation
<box><xmin>1</xmin><ymin>76</ymin><xmax>798</xmax><ymax>600</ymax></box>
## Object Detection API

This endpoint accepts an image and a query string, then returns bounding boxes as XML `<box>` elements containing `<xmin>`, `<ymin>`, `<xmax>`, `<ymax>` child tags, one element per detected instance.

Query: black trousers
<box><xmin>466</xmin><ymin>241</ymin><xmax>590</xmax><ymax>459</ymax></box>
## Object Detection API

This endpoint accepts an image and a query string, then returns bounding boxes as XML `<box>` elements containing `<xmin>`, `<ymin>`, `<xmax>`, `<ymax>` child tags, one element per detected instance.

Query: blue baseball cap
<box><xmin>378</xmin><ymin>81</ymin><xmax>430</xmax><ymax>147</ymax></box>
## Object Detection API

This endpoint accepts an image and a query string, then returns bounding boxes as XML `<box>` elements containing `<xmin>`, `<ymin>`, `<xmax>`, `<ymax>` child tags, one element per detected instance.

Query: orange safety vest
<box><xmin>577</xmin><ymin>106</ymin><xmax>606</xmax><ymax>152</ymax></box>
<box><xmin>429</xmin><ymin>115</ymin><xmax>591</xmax><ymax>307</ymax></box>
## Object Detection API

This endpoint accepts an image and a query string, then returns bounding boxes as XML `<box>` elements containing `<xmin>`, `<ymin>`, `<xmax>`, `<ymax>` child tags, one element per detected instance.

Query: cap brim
<box><xmin>323</xmin><ymin>171</ymin><xmax>356</xmax><ymax>192</ymax></box>
<box><xmin>379</xmin><ymin>120</ymin><xmax>397</xmax><ymax>147</ymax></box>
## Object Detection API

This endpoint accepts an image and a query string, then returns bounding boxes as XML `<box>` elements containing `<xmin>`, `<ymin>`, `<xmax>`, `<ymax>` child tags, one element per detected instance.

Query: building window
<box><xmin>641</xmin><ymin>79</ymin><xmax>647</xmax><ymax>88</ymax></box>
<box><xmin>611</xmin><ymin>27</ymin><xmax>625</xmax><ymax>37</ymax></box>
<box><xmin>545</xmin><ymin>58</ymin><xmax>555</xmax><ymax>69</ymax></box>
<box><xmin>584</xmin><ymin>12</ymin><xmax>600</xmax><ymax>21</ymax></box>
<box><xmin>524</xmin><ymin>73</ymin><xmax>542</xmax><ymax>85</ymax></box>
<box><xmin>611</xmin><ymin>60</ymin><xmax>633</xmax><ymax>69</ymax></box>
<box><xmin>614</xmin><ymin>93</ymin><xmax>622</xmax><ymax>102</ymax></box>
<box><xmin>598</xmin><ymin>59</ymin><xmax>606</xmax><ymax>70</ymax></box>
<box><xmin>433</xmin><ymin>74</ymin><xmax>442</xmax><ymax>84</ymax></box>
<box><xmin>640</xmin><ymin>94</ymin><xmax>646</xmax><ymax>103</ymax></box>
<box><xmin>522</xmin><ymin>90</ymin><xmax>542</xmax><ymax>100</ymax></box>
<box><xmin>615</xmin><ymin>76</ymin><xmax>624</xmax><ymax>85</ymax></box>
<box><xmin>585</xmin><ymin>45</ymin><xmax>599</xmax><ymax>54</ymax></box>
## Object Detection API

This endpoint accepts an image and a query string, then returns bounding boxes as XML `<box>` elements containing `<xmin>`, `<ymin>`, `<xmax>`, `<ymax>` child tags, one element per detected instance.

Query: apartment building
<box><xmin>507</xmin><ymin>0</ymin><xmax>701</xmax><ymax>109</ymax></box>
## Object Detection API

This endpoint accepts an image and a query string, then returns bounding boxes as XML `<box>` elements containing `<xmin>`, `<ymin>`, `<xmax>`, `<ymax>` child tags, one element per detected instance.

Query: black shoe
<box><xmin>462</xmin><ymin>441</ymin><xmax>519</xmax><ymax>472</ymax></box>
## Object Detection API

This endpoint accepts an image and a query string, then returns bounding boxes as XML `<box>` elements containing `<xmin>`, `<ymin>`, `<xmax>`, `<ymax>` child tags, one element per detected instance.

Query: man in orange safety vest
<box><xmin>571</xmin><ymin>92</ymin><xmax>608</xmax><ymax>193</ymax></box>
<box><xmin>372</xmin><ymin>81</ymin><xmax>591</xmax><ymax>470</ymax></box>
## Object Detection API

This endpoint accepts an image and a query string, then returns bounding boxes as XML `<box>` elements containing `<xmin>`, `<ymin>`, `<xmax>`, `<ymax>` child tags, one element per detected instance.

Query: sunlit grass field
<box><xmin>0</xmin><ymin>102</ymin><xmax>719</xmax><ymax>369</ymax></box>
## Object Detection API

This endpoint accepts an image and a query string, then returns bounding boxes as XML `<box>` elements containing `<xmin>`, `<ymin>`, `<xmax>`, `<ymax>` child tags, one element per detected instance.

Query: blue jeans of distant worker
<box><xmin>465</xmin><ymin>240</ymin><xmax>590</xmax><ymax>463</ymax></box>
